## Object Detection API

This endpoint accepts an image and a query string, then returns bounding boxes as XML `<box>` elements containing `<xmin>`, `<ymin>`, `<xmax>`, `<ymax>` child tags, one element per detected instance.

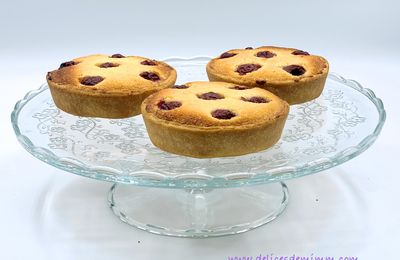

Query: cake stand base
<box><xmin>108</xmin><ymin>182</ymin><xmax>289</xmax><ymax>238</ymax></box>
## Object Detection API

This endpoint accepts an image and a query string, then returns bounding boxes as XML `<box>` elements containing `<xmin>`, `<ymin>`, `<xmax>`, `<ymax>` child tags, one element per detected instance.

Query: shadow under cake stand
<box><xmin>11</xmin><ymin>57</ymin><xmax>386</xmax><ymax>237</ymax></box>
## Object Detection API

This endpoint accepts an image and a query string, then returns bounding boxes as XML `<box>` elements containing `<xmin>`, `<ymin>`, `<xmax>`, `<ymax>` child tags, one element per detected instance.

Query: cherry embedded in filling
<box><xmin>59</xmin><ymin>61</ymin><xmax>76</xmax><ymax>69</ymax></box>
<box><xmin>211</xmin><ymin>109</ymin><xmax>236</xmax><ymax>120</ymax></box>
<box><xmin>283</xmin><ymin>65</ymin><xmax>306</xmax><ymax>76</ymax></box>
<box><xmin>140</xmin><ymin>71</ymin><xmax>160</xmax><ymax>81</ymax></box>
<box><xmin>292</xmin><ymin>50</ymin><xmax>310</xmax><ymax>56</ymax></box>
<box><xmin>236</xmin><ymin>64</ymin><xmax>261</xmax><ymax>75</ymax></box>
<box><xmin>80</xmin><ymin>76</ymin><xmax>104</xmax><ymax>86</ymax></box>
<box><xmin>110</xmin><ymin>54</ymin><xmax>125</xmax><ymax>58</ymax></box>
<box><xmin>172</xmin><ymin>84</ymin><xmax>189</xmax><ymax>89</ymax></box>
<box><xmin>197</xmin><ymin>92</ymin><xmax>224</xmax><ymax>100</ymax></box>
<box><xmin>220</xmin><ymin>52</ymin><xmax>237</xmax><ymax>59</ymax></box>
<box><xmin>157</xmin><ymin>100</ymin><xmax>182</xmax><ymax>110</ymax></box>
<box><xmin>241</xmin><ymin>96</ymin><xmax>269</xmax><ymax>103</ymax></box>
<box><xmin>256</xmin><ymin>51</ymin><xmax>276</xmax><ymax>58</ymax></box>
<box><xmin>245</xmin><ymin>47</ymin><xmax>253</xmax><ymax>49</ymax></box>
<box><xmin>230</xmin><ymin>85</ymin><xmax>251</xmax><ymax>90</ymax></box>
<box><xmin>141</xmin><ymin>60</ymin><xmax>157</xmax><ymax>66</ymax></box>
<box><xmin>99</xmin><ymin>62</ymin><xmax>118</xmax><ymax>68</ymax></box>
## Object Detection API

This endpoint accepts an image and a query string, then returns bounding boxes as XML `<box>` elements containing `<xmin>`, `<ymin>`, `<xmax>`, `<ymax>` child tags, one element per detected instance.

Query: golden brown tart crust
<box><xmin>141</xmin><ymin>81</ymin><xmax>289</xmax><ymax>158</ymax></box>
<box><xmin>206</xmin><ymin>46</ymin><xmax>329</xmax><ymax>105</ymax></box>
<box><xmin>46</xmin><ymin>54</ymin><xmax>177</xmax><ymax>118</ymax></box>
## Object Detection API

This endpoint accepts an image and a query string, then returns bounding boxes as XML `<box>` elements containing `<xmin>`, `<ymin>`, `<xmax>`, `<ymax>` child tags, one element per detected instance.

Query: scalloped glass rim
<box><xmin>11</xmin><ymin>57</ymin><xmax>386</xmax><ymax>189</ymax></box>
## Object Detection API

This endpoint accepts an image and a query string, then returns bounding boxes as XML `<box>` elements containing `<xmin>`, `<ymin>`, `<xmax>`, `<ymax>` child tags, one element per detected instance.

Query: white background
<box><xmin>1</xmin><ymin>0</ymin><xmax>399</xmax><ymax>259</ymax></box>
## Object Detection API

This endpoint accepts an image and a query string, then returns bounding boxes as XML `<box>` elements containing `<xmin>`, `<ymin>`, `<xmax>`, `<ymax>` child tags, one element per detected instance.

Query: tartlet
<box><xmin>46</xmin><ymin>54</ymin><xmax>177</xmax><ymax>118</ymax></box>
<box><xmin>141</xmin><ymin>81</ymin><xmax>289</xmax><ymax>158</ymax></box>
<box><xmin>206</xmin><ymin>46</ymin><xmax>329</xmax><ymax>104</ymax></box>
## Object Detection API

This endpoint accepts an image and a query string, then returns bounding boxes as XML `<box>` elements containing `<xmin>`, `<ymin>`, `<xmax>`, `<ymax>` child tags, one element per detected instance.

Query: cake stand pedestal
<box><xmin>109</xmin><ymin>182</ymin><xmax>288</xmax><ymax>237</ymax></box>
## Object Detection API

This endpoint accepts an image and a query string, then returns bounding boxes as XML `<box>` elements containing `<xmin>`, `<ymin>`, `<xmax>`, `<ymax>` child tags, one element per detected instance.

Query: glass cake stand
<box><xmin>11</xmin><ymin>57</ymin><xmax>386</xmax><ymax>238</ymax></box>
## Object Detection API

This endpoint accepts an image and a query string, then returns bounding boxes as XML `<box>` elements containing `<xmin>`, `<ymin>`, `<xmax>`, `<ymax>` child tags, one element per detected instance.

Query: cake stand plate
<box><xmin>11</xmin><ymin>57</ymin><xmax>385</xmax><ymax>237</ymax></box>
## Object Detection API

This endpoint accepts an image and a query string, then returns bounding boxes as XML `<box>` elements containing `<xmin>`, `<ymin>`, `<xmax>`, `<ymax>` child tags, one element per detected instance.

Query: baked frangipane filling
<box><xmin>46</xmin><ymin>54</ymin><xmax>177</xmax><ymax>118</ymax></box>
<box><xmin>141</xmin><ymin>81</ymin><xmax>289</xmax><ymax>158</ymax></box>
<box><xmin>206</xmin><ymin>46</ymin><xmax>329</xmax><ymax>105</ymax></box>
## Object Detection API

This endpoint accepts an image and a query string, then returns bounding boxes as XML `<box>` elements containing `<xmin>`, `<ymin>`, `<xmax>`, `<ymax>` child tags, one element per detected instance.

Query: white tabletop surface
<box><xmin>1</xmin><ymin>0</ymin><xmax>399</xmax><ymax>259</ymax></box>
